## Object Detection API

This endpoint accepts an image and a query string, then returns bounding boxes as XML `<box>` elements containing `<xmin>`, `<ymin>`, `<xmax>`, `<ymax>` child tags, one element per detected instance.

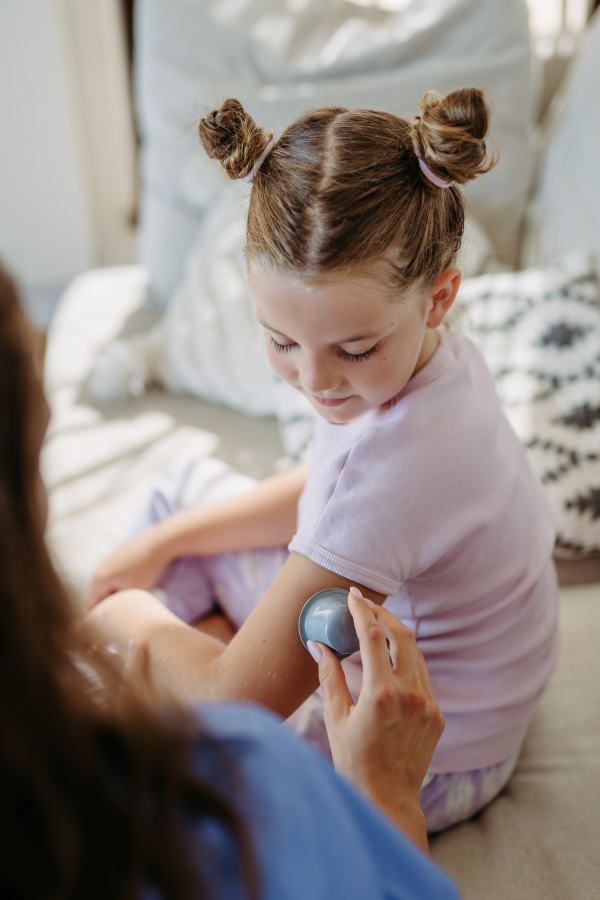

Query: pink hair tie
<box><xmin>418</xmin><ymin>157</ymin><xmax>454</xmax><ymax>189</ymax></box>
<box><xmin>242</xmin><ymin>137</ymin><xmax>275</xmax><ymax>183</ymax></box>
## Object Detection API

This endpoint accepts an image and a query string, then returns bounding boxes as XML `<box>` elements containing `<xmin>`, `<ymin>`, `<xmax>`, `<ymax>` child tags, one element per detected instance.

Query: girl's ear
<box><xmin>426</xmin><ymin>267</ymin><xmax>461</xmax><ymax>329</ymax></box>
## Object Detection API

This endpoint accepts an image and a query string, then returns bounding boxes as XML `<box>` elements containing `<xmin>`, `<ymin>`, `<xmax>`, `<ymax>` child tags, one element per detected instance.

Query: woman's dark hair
<box><xmin>0</xmin><ymin>262</ymin><xmax>257</xmax><ymax>899</ymax></box>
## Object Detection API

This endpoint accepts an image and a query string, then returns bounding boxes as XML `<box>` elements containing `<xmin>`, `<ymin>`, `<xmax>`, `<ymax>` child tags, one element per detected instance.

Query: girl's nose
<box><xmin>299</xmin><ymin>355</ymin><xmax>341</xmax><ymax>395</ymax></box>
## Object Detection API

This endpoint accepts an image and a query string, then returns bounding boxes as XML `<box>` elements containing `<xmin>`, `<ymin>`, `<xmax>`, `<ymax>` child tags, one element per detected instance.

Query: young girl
<box><xmin>87</xmin><ymin>88</ymin><xmax>559</xmax><ymax>833</ymax></box>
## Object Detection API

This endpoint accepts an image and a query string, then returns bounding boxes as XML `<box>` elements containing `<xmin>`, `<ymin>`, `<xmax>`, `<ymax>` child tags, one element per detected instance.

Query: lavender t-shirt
<box><xmin>289</xmin><ymin>330</ymin><xmax>559</xmax><ymax>773</ymax></box>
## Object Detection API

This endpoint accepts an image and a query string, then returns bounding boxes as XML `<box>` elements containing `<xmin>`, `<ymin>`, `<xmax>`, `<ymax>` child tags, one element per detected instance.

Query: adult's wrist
<box><xmin>335</xmin><ymin>762</ymin><xmax>428</xmax><ymax>851</ymax></box>
<box><xmin>365</xmin><ymin>788</ymin><xmax>428</xmax><ymax>852</ymax></box>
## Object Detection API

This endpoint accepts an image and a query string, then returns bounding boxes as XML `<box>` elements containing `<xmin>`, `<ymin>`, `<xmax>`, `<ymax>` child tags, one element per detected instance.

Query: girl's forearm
<box><xmin>85</xmin><ymin>466</ymin><xmax>309</xmax><ymax>609</ymax></box>
<box><xmin>153</xmin><ymin>464</ymin><xmax>308</xmax><ymax>563</ymax></box>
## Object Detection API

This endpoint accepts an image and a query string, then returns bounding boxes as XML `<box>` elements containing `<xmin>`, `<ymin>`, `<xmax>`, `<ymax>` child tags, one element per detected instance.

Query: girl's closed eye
<box><xmin>270</xmin><ymin>333</ymin><xmax>380</xmax><ymax>362</ymax></box>
<box><xmin>339</xmin><ymin>344</ymin><xmax>379</xmax><ymax>363</ymax></box>
<box><xmin>269</xmin><ymin>335</ymin><xmax>296</xmax><ymax>353</ymax></box>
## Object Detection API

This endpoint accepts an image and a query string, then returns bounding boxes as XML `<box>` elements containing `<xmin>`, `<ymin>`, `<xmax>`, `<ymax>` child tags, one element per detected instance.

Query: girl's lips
<box><xmin>311</xmin><ymin>394</ymin><xmax>352</xmax><ymax>407</ymax></box>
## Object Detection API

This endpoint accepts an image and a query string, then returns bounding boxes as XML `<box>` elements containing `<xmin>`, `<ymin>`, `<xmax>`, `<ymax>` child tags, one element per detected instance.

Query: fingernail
<box><xmin>307</xmin><ymin>640</ymin><xmax>323</xmax><ymax>663</ymax></box>
<box><xmin>349</xmin><ymin>586</ymin><xmax>363</xmax><ymax>599</ymax></box>
<box><xmin>127</xmin><ymin>638</ymin><xmax>134</xmax><ymax>658</ymax></box>
<box><xmin>106</xmin><ymin>644</ymin><xmax>118</xmax><ymax>655</ymax></box>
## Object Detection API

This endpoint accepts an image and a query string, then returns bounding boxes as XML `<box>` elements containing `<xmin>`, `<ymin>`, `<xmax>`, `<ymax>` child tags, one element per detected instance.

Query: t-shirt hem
<box><xmin>427</xmin><ymin>703</ymin><xmax>535</xmax><ymax>773</ymax></box>
<box><xmin>289</xmin><ymin>535</ymin><xmax>400</xmax><ymax>596</ymax></box>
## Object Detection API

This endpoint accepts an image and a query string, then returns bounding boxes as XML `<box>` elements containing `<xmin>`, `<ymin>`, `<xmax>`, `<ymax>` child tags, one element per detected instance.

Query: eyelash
<box><xmin>269</xmin><ymin>336</ymin><xmax>294</xmax><ymax>353</ymax></box>
<box><xmin>339</xmin><ymin>345</ymin><xmax>379</xmax><ymax>363</ymax></box>
<box><xmin>269</xmin><ymin>336</ymin><xmax>379</xmax><ymax>363</ymax></box>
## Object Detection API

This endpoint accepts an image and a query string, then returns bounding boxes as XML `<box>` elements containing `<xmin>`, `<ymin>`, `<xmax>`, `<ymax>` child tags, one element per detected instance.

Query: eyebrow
<box><xmin>335</xmin><ymin>329</ymin><xmax>383</xmax><ymax>343</ymax></box>
<box><xmin>257</xmin><ymin>319</ymin><xmax>384</xmax><ymax>344</ymax></box>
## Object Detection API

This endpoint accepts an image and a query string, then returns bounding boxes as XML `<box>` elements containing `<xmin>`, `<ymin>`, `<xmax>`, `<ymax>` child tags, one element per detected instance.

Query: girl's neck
<box><xmin>413</xmin><ymin>327</ymin><xmax>440</xmax><ymax>378</ymax></box>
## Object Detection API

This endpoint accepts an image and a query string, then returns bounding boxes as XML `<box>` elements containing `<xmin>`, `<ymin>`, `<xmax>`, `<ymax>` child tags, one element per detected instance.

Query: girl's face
<box><xmin>250</xmin><ymin>267</ymin><xmax>460</xmax><ymax>424</ymax></box>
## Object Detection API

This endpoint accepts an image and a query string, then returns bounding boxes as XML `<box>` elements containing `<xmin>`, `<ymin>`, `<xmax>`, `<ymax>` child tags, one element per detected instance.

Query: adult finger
<box><xmin>365</xmin><ymin>602</ymin><xmax>420</xmax><ymax>677</ymax></box>
<box><xmin>347</xmin><ymin>590</ymin><xmax>394</xmax><ymax>695</ymax></box>
<box><xmin>367</xmin><ymin>603</ymin><xmax>439</xmax><ymax>706</ymax></box>
<box><xmin>313</xmin><ymin>642</ymin><xmax>354</xmax><ymax>728</ymax></box>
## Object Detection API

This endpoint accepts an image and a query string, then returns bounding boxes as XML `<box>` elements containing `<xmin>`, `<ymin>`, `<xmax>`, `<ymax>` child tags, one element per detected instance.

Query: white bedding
<box><xmin>43</xmin><ymin>266</ymin><xmax>285</xmax><ymax>599</ymax></box>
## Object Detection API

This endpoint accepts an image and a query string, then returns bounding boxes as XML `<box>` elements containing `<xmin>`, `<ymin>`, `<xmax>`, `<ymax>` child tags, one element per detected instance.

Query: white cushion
<box><xmin>43</xmin><ymin>266</ymin><xmax>285</xmax><ymax>598</ymax></box>
<box><xmin>136</xmin><ymin>0</ymin><xmax>538</xmax><ymax>304</ymax></box>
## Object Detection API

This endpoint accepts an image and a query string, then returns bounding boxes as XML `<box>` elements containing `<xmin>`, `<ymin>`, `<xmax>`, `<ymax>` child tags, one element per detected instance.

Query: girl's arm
<box><xmin>84</xmin><ymin>551</ymin><xmax>386</xmax><ymax>716</ymax></box>
<box><xmin>85</xmin><ymin>465</ymin><xmax>308</xmax><ymax>608</ymax></box>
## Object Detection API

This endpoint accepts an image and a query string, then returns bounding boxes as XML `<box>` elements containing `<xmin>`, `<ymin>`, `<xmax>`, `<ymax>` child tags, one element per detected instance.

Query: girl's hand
<box><xmin>84</xmin><ymin>530</ymin><xmax>169</xmax><ymax>611</ymax></box>
<box><xmin>311</xmin><ymin>588</ymin><xmax>444</xmax><ymax>853</ymax></box>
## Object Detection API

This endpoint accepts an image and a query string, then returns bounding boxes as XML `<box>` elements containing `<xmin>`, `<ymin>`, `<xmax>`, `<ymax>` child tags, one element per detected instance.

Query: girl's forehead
<box><xmin>250</xmin><ymin>269</ymin><xmax>416</xmax><ymax>340</ymax></box>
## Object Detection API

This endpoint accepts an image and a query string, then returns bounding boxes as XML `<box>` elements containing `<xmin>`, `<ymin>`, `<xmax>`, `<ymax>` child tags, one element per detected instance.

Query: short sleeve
<box><xmin>289</xmin><ymin>428</ymin><xmax>429</xmax><ymax>594</ymax></box>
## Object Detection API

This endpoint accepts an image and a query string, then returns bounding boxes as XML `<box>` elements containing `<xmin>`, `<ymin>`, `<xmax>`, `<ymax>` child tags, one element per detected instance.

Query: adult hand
<box><xmin>84</xmin><ymin>530</ymin><xmax>169</xmax><ymax>611</ymax></box>
<box><xmin>309</xmin><ymin>588</ymin><xmax>444</xmax><ymax>853</ymax></box>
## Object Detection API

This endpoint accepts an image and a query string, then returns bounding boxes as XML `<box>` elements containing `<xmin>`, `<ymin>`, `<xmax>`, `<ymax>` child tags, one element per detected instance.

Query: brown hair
<box><xmin>0</xmin><ymin>263</ymin><xmax>256</xmax><ymax>899</ymax></box>
<box><xmin>199</xmin><ymin>89</ymin><xmax>497</xmax><ymax>293</ymax></box>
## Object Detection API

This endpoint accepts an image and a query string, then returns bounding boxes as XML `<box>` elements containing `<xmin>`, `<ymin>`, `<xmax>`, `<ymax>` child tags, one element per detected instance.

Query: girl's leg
<box><xmin>129</xmin><ymin>457</ymin><xmax>289</xmax><ymax>627</ymax></box>
<box><xmin>419</xmin><ymin>749</ymin><xmax>521</xmax><ymax>833</ymax></box>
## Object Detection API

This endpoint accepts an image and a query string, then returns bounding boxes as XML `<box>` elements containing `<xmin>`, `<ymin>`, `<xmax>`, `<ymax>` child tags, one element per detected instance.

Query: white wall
<box><xmin>60</xmin><ymin>0</ymin><xmax>138</xmax><ymax>269</ymax></box>
<box><xmin>0</xmin><ymin>0</ymin><xmax>94</xmax><ymax>289</ymax></box>
<box><xmin>0</xmin><ymin>0</ymin><xmax>137</xmax><ymax>303</ymax></box>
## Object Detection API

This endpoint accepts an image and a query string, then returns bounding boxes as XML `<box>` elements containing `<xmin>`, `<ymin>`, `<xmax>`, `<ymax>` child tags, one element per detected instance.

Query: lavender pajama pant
<box><xmin>131</xmin><ymin>457</ymin><xmax>520</xmax><ymax>833</ymax></box>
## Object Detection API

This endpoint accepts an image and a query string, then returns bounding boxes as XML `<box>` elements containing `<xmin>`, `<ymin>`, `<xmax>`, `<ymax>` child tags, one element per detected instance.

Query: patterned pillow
<box><xmin>463</xmin><ymin>251</ymin><xmax>600</xmax><ymax>558</ymax></box>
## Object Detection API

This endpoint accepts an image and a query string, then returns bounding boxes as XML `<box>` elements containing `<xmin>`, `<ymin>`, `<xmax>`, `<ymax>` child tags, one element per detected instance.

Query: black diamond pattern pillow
<box><xmin>463</xmin><ymin>250</ymin><xmax>600</xmax><ymax>559</ymax></box>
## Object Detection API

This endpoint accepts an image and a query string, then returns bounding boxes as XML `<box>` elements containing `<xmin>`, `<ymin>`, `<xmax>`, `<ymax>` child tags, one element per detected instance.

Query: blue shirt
<box><xmin>182</xmin><ymin>704</ymin><xmax>459</xmax><ymax>900</ymax></box>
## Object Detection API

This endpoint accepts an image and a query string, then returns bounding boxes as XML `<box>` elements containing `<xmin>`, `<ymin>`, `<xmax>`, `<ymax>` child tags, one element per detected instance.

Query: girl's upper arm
<box><xmin>207</xmin><ymin>552</ymin><xmax>385</xmax><ymax>718</ymax></box>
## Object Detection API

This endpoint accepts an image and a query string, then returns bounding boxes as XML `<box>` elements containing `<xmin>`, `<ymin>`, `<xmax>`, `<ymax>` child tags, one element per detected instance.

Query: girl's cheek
<box><xmin>266</xmin><ymin>348</ymin><xmax>297</xmax><ymax>384</ymax></box>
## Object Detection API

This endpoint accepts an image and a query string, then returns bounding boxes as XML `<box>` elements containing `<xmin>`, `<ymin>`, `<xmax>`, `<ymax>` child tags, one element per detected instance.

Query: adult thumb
<box><xmin>311</xmin><ymin>642</ymin><xmax>353</xmax><ymax>724</ymax></box>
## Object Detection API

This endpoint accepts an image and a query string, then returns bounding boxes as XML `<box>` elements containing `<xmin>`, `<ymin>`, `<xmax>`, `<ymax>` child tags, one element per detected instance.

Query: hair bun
<box><xmin>412</xmin><ymin>88</ymin><xmax>497</xmax><ymax>186</ymax></box>
<box><xmin>198</xmin><ymin>98</ymin><xmax>271</xmax><ymax>181</ymax></box>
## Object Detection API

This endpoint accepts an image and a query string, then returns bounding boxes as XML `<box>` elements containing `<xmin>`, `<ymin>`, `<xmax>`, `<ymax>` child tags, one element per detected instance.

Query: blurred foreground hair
<box><xmin>0</xmin><ymin>263</ymin><xmax>256</xmax><ymax>899</ymax></box>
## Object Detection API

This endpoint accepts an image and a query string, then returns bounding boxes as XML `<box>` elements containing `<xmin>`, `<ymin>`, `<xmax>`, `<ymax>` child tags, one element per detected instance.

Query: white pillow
<box><xmin>523</xmin><ymin>11</ymin><xmax>600</xmax><ymax>270</ymax></box>
<box><xmin>464</xmin><ymin>250</ymin><xmax>600</xmax><ymax>558</ymax></box>
<box><xmin>136</xmin><ymin>0</ymin><xmax>538</xmax><ymax>305</ymax></box>
<box><xmin>89</xmin><ymin>181</ymin><xmax>317</xmax><ymax>460</ymax></box>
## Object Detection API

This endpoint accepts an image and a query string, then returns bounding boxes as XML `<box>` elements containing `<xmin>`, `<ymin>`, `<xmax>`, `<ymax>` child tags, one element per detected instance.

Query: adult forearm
<box><xmin>154</xmin><ymin>464</ymin><xmax>308</xmax><ymax>562</ymax></box>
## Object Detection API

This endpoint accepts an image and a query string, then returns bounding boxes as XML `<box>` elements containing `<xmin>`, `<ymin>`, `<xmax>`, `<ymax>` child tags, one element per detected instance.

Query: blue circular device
<box><xmin>298</xmin><ymin>588</ymin><xmax>360</xmax><ymax>660</ymax></box>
